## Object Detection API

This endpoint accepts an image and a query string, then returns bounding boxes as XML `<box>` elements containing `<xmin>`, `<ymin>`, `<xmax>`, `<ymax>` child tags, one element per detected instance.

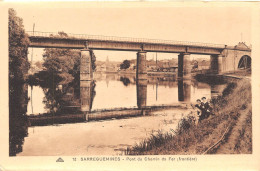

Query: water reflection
<box><xmin>27</xmin><ymin>86</ymin><xmax>47</xmax><ymax>114</ymax></box>
<box><xmin>10</xmin><ymin>73</ymin><xmax>227</xmax><ymax>156</ymax></box>
<box><xmin>136</xmin><ymin>79</ymin><xmax>147</xmax><ymax>109</ymax></box>
<box><xmin>26</xmin><ymin>74</ymin><xmax>225</xmax><ymax>115</ymax></box>
<box><xmin>178</xmin><ymin>80</ymin><xmax>191</xmax><ymax>102</ymax></box>
<box><xmin>9</xmin><ymin>83</ymin><xmax>29</xmax><ymax>156</ymax></box>
<box><xmin>120</xmin><ymin>77</ymin><xmax>131</xmax><ymax>86</ymax></box>
<box><xmin>80</xmin><ymin>81</ymin><xmax>96</xmax><ymax>113</ymax></box>
<box><xmin>40</xmin><ymin>82</ymin><xmax>81</xmax><ymax>114</ymax></box>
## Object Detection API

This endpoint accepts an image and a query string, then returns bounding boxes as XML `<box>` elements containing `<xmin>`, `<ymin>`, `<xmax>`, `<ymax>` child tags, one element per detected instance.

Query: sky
<box><xmin>13</xmin><ymin>4</ymin><xmax>252</xmax><ymax>62</ymax></box>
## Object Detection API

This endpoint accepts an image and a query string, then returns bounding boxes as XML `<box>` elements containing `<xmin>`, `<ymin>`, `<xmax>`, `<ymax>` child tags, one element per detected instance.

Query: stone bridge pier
<box><xmin>136</xmin><ymin>51</ymin><xmax>147</xmax><ymax>80</ymax></box>
<box><xmin>210</xmin><ymin>54</ymin><xmax>224</xmax><ymax>74</ymax></box>
<box><xmin>178</xmin><ymin>53</ymin><xmax>191</xmax><ymax>79</ymax></box>
<box><xmin>80</xmin><ymin>49</ymin><xmax>94</xmax><ymax>113</ymax></box>
<box><xmin>80</xmin><ymin>49</ymin><xmax>93</xmax><ymax>81</ymax></box>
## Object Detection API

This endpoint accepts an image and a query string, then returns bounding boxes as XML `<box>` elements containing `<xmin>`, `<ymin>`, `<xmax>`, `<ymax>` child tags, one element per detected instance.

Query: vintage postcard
<box><xmin>0</xmin><ymin>1</ymin><xmax>260</xmax><ymax>170</ymax></box>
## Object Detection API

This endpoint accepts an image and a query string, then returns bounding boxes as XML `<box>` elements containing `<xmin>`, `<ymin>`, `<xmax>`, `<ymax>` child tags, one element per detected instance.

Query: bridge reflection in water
<box><xmin>178</xmin><ymin>80</ymin><xmax>191</xmax><ymax>102</ymax></box>
<box><xmin>9</xmin><ymin>74</ymin><xmax>227</xmax><ymax>156</ymax></box>
<box><xmin>80</xmin><ymin>80</ymin><xmax>95</xmax><ymax>113</ymax></box>
<box><xmin>26</xmin><ymin>75</ymin><xmax>226</xmax><ymax>127</ymax></box>
<box><xmin>136</xmin><ymin>79</ymin><xmax>147</xmax><ymax>110</ymax></box>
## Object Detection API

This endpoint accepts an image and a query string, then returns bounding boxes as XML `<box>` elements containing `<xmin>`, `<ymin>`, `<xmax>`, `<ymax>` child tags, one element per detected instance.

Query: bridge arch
<box><xmin>238</xmin><ymin>55</ymin><xmax>251</xmax><ymax>69</ymax></box>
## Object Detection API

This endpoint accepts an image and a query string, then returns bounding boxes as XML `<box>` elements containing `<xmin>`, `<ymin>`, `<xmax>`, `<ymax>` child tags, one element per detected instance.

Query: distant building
<box><xmin>198</xmin><ymin>60</ymin><xmax>210</xmax><ymax>70</ymax></box>
<box><xmin>147</xmin><ymin>60</ymin><xmax>157</xmax><ymax>71</ymax></box>
<box><xmin>95</xmin><ymin>57</ymin><xmax>120</xmax><ymax>73</ymax></box>
<box><xmin>146</xmin><ymin>59</ymin><xmax>178</xmax><ymax>72</ymax></box>
<box><xmin>96</xmin><ymin>63</ymin><xmax>107</xmax><ymax>72</ymax></box>
<box><xmin>106</xmin><ymin>63</ymin><xmax>118</xmax><ymax>72</ymax></box>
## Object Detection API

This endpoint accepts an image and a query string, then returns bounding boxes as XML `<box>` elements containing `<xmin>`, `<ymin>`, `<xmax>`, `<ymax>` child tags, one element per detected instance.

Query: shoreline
<box><xmin>27</xmin><ymin>104</ymin><xmax>187</xmax><ymax>127</ymax></box>
<box><xmin>127</xmin><ymin>78</ymin><xmax>252</xmax><ymax>155</ymax></box>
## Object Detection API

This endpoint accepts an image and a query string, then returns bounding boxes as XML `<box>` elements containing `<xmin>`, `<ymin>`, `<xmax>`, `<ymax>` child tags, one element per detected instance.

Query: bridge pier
<box><xmin>136</xmin><ymin>51</ymin><xmax>147</xmax><ymax>80</ymax></box>
<box><xmin>136</xmin><ymin>79</ymin><xmax>147</xmax><ymax>110</ymax></box>
<box><xmin>178</xmin><ymin>53</ymin><xmax>191</xmax><ymax>79</ymax></box>
<box><xmin>80</xmin><ymin>49</ymin><xmax>93</xmax><ymax>81</ymax></box>
<box><xmin>210</xmin><ymin>55</ymin><xmax>223</xmax><ymax>74</ymax></box>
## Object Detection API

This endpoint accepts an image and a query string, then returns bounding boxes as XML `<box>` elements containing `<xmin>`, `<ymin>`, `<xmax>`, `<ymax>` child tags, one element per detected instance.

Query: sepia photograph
<box><xmin>1</xmin><ymin>1</ymin><xmax>260</xmax><ymax>170</ymax></box>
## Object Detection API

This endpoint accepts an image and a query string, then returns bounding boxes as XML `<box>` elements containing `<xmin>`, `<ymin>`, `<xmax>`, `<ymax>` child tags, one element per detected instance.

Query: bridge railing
<box><xmin>26</xmin><ymin>31</ymin><xmax>226</xmax><ymax>49</ymax></box>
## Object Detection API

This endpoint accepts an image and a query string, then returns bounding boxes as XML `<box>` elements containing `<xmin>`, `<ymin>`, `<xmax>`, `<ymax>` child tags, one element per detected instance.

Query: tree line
<box><xmin>9</xmin><ymin>8</ymin><xmax>30</xmax><ymax>83</ymax></box>
<box><xmin>8</xmin><ymin>9</ymin><xmax>96</xmax><ymax>85</ymax></box>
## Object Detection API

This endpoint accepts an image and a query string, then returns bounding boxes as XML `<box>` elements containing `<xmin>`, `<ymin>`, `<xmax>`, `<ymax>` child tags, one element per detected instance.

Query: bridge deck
<box><xmin>27</xmin><ymin>31</ymin><xmax>251</xmax><ymax>54</ymax></box>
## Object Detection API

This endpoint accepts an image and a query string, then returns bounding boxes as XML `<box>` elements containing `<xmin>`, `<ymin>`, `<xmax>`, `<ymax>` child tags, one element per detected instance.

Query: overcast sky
<box><xmin>13</xmin><ymin>4</ymin><xmax>251</xmax><ymax>62</ymax></box>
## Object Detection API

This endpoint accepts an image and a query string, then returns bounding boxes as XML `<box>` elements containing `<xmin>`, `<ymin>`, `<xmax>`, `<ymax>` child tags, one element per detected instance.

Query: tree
<box><xmin>9</xmin><ymin>9</ymin><xmax>30</xmax><ymax>155</ymax></box>
<box><xmin>120</xmin><ymin>60</ymin><xmax>130</xmax><ymax>70</ymax></box>
<box><xmin>42</xmin><ymin>32</ymin><xmax>81</xmax><ymax>82</ymax></box>
<box><xmin>9</xmin><ymin>8</ymin><xmax>30</xmax><ymax>82</ymax></box>
<box><xmin>42</xmin><ymin>32</ymin><xmax>96</xmax><ymax>83</ymax></box>
<box><xmin>90</xmin><ymin>50</ymin><xmax>96</xmax><ymax>71</ymax></box>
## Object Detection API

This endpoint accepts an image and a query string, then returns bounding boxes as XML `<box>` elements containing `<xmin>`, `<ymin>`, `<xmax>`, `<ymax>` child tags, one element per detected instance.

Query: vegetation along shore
<box><xmin>127</xmin><ymin>78</ymin><xmax>252</xmax><ymax>155</ymax></box>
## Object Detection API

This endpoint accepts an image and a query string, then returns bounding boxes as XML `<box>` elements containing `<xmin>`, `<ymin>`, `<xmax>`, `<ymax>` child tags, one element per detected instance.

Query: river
<box><xmin>9</xmin><ymin>73</ymin><xmax>226</xmax><ymax>156</ymax></box>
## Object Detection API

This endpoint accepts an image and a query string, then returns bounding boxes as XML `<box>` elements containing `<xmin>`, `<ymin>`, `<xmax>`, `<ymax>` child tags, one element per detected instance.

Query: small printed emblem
<box><xmin>56</xmin><ymin>157</ymin><xmax>64</xmax><ymax>162</ymax></box>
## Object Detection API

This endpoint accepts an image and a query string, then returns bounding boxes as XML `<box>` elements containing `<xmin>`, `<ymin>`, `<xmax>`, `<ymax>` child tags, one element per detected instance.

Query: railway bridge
<box><xmin>27</xmin><ymin>31</ymin><xmax>252</xmax><ymax>112</ymax></box>
<box><xmin>27</xmin><ymin>31</ymin><xmax>251</xmax><ymax>81</ymax></box>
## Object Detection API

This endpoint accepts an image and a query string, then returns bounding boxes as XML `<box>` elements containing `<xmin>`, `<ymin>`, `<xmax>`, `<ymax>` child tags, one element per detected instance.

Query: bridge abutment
<box><xmin>80</xmin><ymin>49</ymin><xmax>93</xmax><ymax>81</ymax></box>
<box><xmin>210</xmin><ymin>55</ymin><xmax>223</xmax><ymax>74</ymax></box>
<box><xmin>178</xmin><ymin>53</ymin><xmax>191</xmax><ymax>79</ymax></box>
<box><xmin>136</xmin><ymin>51</ymin><xmax>147</xmax><ymax>80</ymax></box>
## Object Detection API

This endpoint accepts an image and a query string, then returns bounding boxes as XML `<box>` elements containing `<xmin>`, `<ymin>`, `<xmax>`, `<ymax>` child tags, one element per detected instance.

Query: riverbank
<box><xmin>127</xmin><ymin>78</ymin><xmax>252</xmax><ymax>155</ymax></box>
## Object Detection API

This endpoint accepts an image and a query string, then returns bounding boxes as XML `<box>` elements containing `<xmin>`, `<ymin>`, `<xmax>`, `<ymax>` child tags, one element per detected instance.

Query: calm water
<box><xmin>9</xmin><ymin>73</ymin><xmax>226</xmax><ymax>156</ymax></box>
<box><xmin>26</xmin><ymin>73</ymin><xmax>223</xmax><ymax>114</ymax></box>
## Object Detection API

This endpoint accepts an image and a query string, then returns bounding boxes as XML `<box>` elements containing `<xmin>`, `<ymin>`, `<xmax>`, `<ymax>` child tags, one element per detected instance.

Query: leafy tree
<box><xmin>42</xmin><ymin>32</ymin><xmax>81</xmax><ymax>82</ymax></box>
<box><xmin>90</xmin><ymin>50</ymin><xmax>96</xmax><ymax>71</ymax></box>
<box><xmin>120</xmin><ymin>60</ymin><xmax>130</xmax><ymax>70</ymax></box>
<box><xmin>9</xmin><ymin>8</ymin><xmax>30</xmax><ymax>155</ymax></box>
<box><xmin>43</xmin><ymin>32</ymin><xmax>96</xmax><ymax>83</ymax></box>
<box><xmin>9</xmin><ymin>8</ymin><xmax>30</xmax><ymax>82</ymax></box>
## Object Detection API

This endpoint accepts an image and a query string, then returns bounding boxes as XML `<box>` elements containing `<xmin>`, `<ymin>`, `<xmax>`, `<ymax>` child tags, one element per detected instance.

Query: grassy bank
<box><xmin>223</xmin><ymin>68</ymin><xmax>251</xmax><ymax>77</ymax></box>
<box><xmin>127</xmin><ymin>78</ymin><xmax>252</xmax><ymax>155</ymax></box>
